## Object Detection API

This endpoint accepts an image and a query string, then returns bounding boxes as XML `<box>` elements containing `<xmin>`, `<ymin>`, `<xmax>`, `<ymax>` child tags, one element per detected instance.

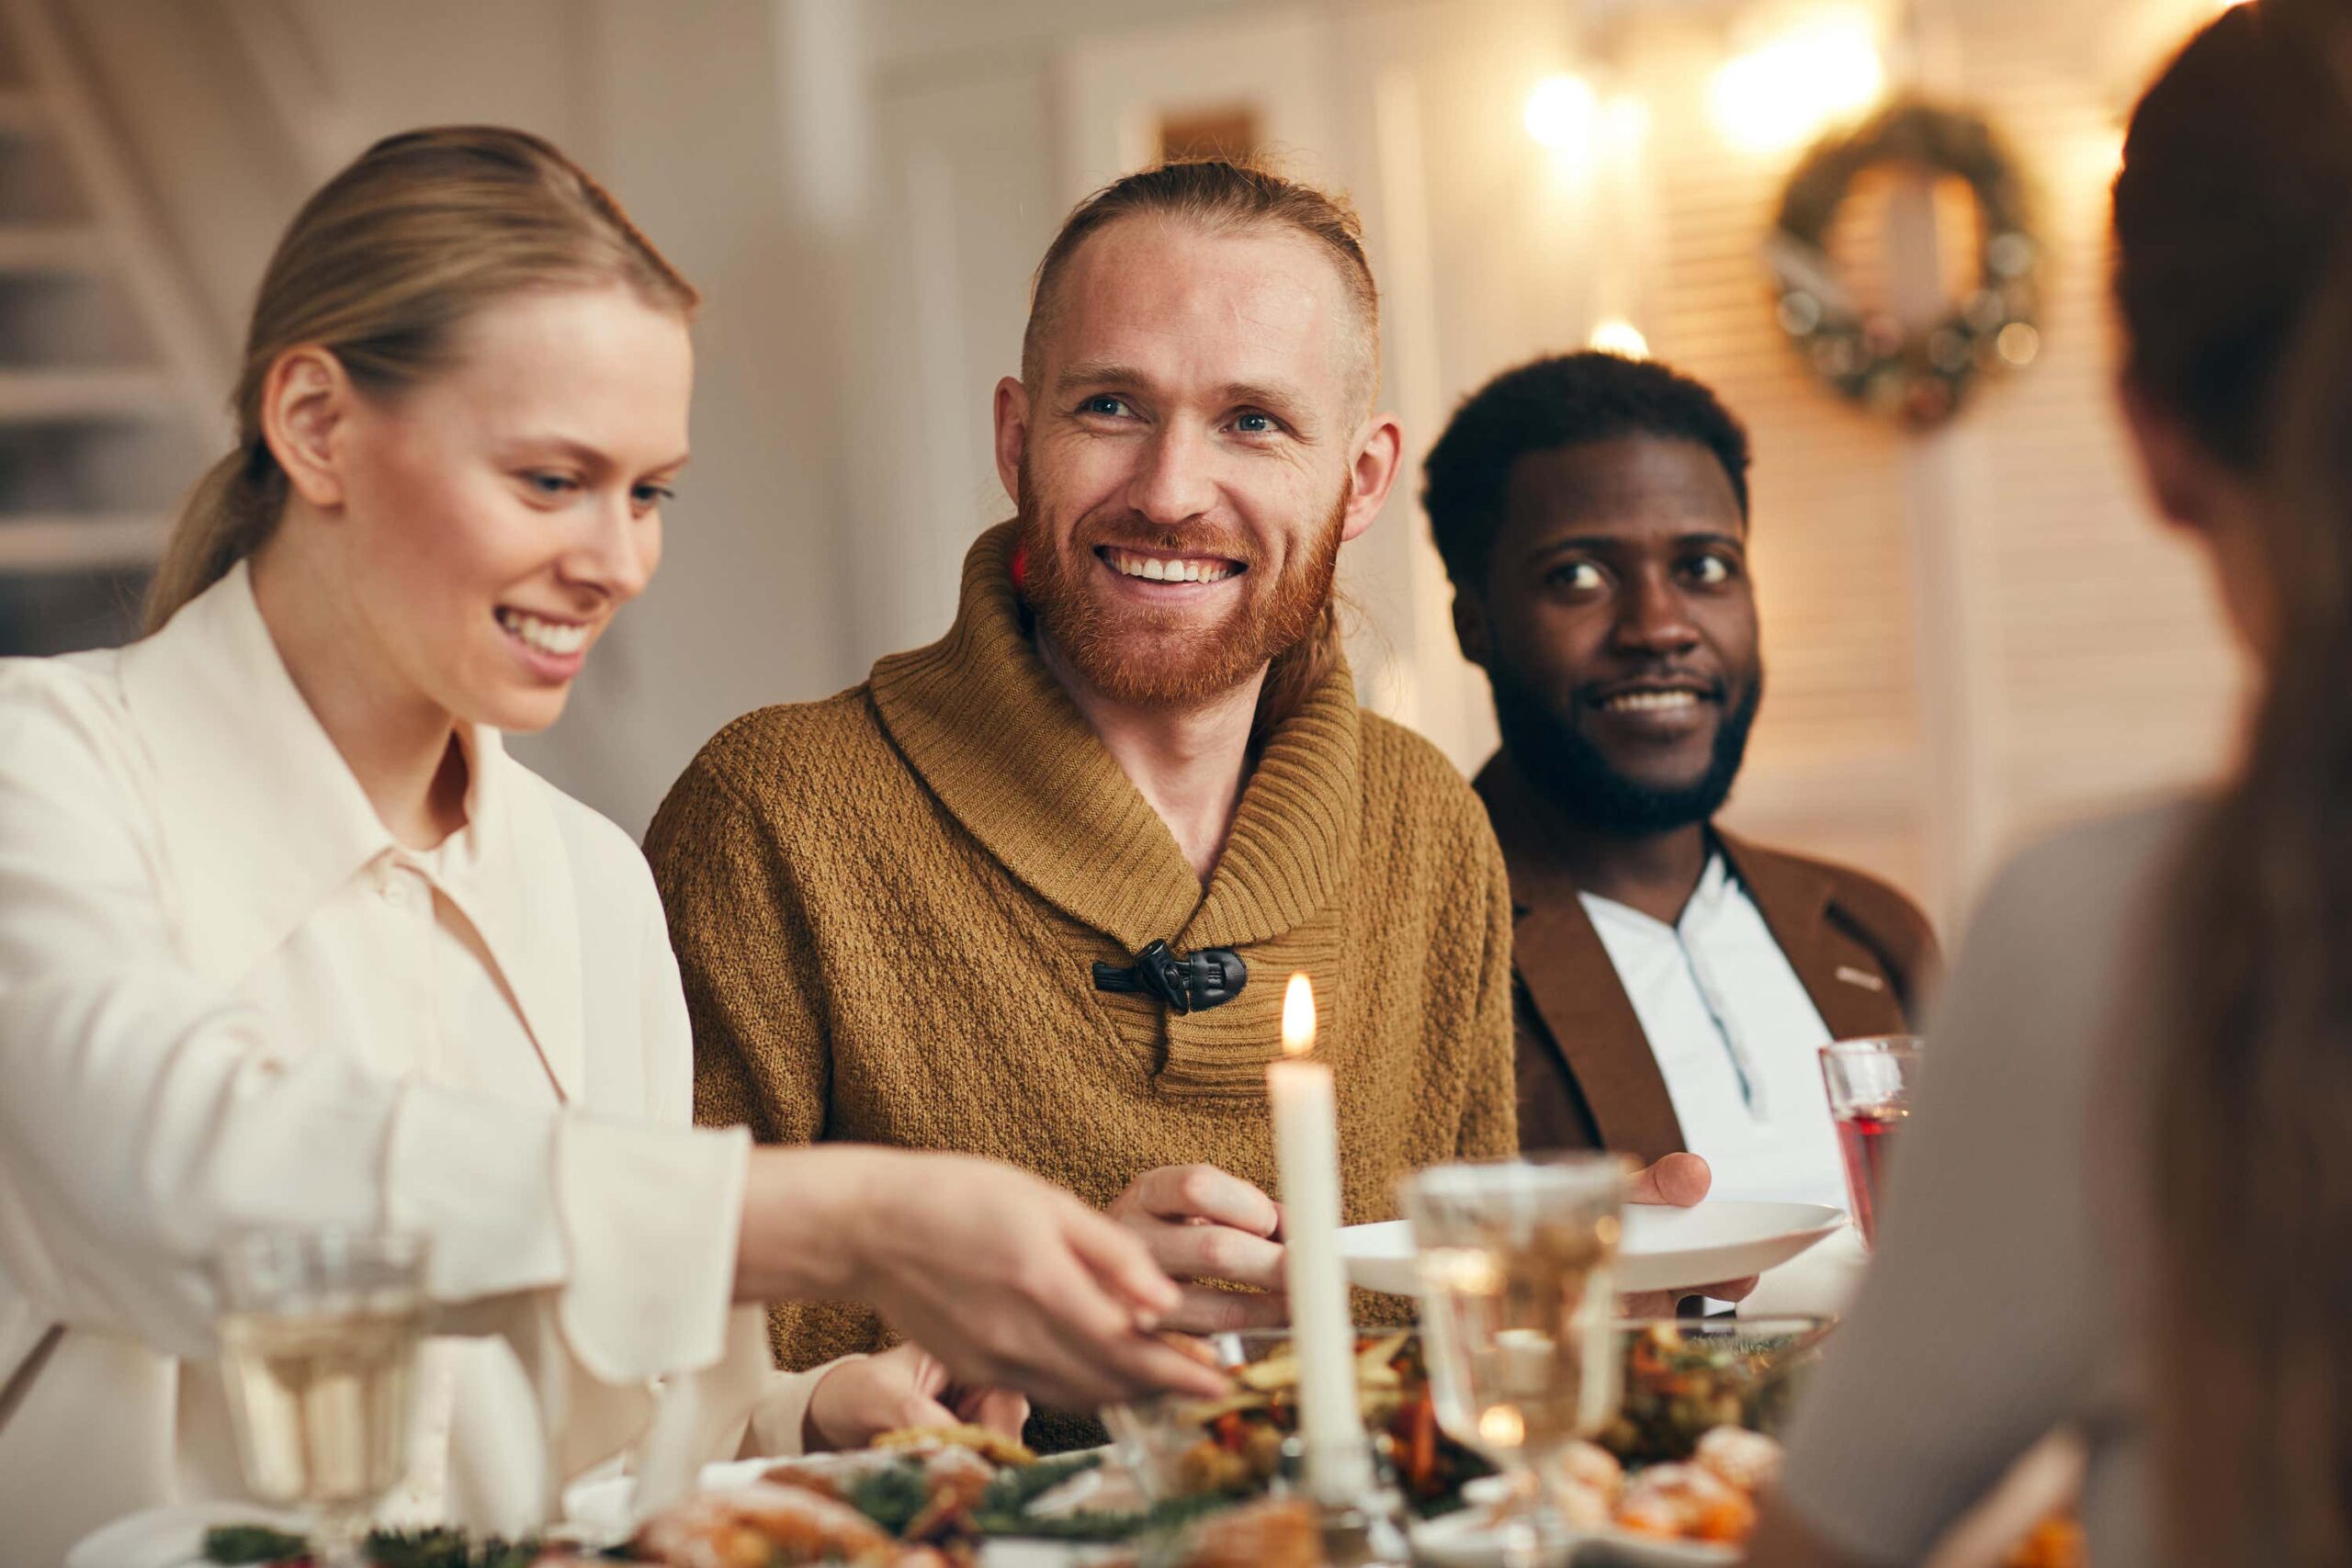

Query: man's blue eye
<box><xmin>1081</xmin><ymin>396</ymin><xmax>1128</xmax><ymax>416</ymax></box>
<box><xmin>1235</xmin><ymin>412</ymin><xmax>1275</xmax><ymax>434</ymax></box>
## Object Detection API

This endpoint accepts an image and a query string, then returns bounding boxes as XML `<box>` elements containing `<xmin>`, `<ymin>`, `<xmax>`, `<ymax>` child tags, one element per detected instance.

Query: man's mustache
<box><xmin>1069</xmin><ymin>520</ymin><xmax>1260</xmax><ymax>569</ymax></box>
<box><xmin>1574</xmin><ymin>673</ymin><xmax>1733</xmax><ymax>705</ymax></box>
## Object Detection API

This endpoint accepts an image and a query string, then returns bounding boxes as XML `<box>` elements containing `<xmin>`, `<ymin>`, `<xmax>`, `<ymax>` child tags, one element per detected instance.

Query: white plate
<box><xmin>563</xmin><ymin>1454</ymin><xmax>778</xmax><ymax>1537</ymax></box>
<box><xmin>1340</xmin><ymin>1201</ymin><xmax>1846</xmax><ymax>1297</ymax></box>
<box><xmin>1411</xmin><ymin>1506</ymin><xmax>1736</xmax><ymax>1566</ymax></box>
<box><xmin>68</xmin><ymin>1500</ymin><xmax>307</xmax><ymax>1568</ymax></box>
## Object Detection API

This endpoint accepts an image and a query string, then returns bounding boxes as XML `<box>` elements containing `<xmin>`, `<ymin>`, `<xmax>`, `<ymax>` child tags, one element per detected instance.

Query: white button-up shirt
<box><xmin>1580</xmin><ymin>853</ymin><xmax>1849</xmax><ymax>1212</ymax></box>
<box><xmin>0</xmin><ymin>564</ymin><xmax>809</xmax><ymax>1562</ymax></box>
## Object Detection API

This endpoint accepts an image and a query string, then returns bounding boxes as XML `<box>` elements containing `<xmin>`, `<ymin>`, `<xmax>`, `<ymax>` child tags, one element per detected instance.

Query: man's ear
<box><xmin>1452</xmin><ymin>590</ymin><xmax>1492</xmax><ymax>669</ymax></box>
<box><xmin>258</xmin><ymin>345</ymin><xmax>354</xmax><ymax>511</ymax></box>
<box><xmin>1339</xmin><ymin>412</ymin><xmax>1405</xmax><ymax>543</ymax></box>
<box><xmin>992</xmin><ymin>376</ymin><xmax>1030</xmax><ymax>507</ymax></box>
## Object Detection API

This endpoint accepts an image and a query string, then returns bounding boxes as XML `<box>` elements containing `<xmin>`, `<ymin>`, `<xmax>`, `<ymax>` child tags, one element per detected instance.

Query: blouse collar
<box><xmin>116</xmin><ymin>562</ymin><xmax>586</xmax><ymax>1100</ymax></box>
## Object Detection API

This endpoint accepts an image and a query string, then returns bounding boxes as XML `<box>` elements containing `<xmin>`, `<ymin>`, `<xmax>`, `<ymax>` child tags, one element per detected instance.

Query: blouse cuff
<box><xmin>557</xmin><ymin>1115</ymin><xmax>751</xmax><ymax>1383</ymax></box>
<box><xmin>383</xmin><ymin>1084</ymin><xmax>750</xmax><ymax>1383</ymax></box>
<box><xmin>747</xmin><ymin>1356</ymin><xmax>863</xmax><ymax>1458</ymax></box>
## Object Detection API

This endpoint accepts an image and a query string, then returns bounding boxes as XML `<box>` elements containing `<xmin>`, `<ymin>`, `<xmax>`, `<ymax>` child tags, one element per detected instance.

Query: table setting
<box><xmin>71</xmin><ymin>984</ymin><xmax>1928</xmax><ymax>1568</ymax></box>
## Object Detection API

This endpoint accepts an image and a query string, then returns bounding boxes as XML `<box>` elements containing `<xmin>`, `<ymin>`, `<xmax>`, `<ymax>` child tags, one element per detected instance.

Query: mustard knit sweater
<box><xmin>647</xmin><ymin>524</ymin><xmax>1517</xmax><ymax>1382</ymax></box>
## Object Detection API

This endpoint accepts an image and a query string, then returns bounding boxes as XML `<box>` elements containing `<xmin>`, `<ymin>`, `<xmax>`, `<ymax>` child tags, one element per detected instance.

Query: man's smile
<box><xmin>1096</xmin><ymin>545</ymin><xmax>1246</xmax><ymax>587</ymax></box>
<box><xmin>1582</xmin><ymin>677</ymin><xmax>1724</xmax><ymax>739</ymax></box>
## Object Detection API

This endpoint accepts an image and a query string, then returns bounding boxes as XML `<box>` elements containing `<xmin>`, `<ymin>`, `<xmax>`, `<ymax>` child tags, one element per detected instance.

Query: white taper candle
<box><xmin>1270</xmin><ymin>972</ymin><xmax>1375</xmax><ymax>1503</ymax></box>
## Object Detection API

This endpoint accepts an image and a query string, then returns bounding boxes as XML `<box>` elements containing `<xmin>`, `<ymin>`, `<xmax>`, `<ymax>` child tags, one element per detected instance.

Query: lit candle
<box><xmin>1269</xmin><ymin>973</ymin><xmax>1374</xmax><ymax>1503</ymax></box>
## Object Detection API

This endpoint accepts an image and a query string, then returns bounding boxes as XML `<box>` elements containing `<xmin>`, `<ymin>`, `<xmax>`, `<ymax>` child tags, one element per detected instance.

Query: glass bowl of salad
<box><xmin>1102</xmin><ymin>1328</ymin><xmax>1495</xmax><ymax>1516</ymax></box>
<box><xmin>1596</xmin><ymin>1316</ymin><xmax>1834</xmax><ymax>1467</ymax></box>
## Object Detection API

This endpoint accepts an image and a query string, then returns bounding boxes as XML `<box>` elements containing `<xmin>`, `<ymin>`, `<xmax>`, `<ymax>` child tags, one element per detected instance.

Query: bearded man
<box><xmin>650</xmin><ymin>165</ymin><xmax>1717</xmax><ymax>1440</ymax></box>
<box><xmin>1424</xmin><ymin>351</ymin><xmax>1938</xmax><ymax>1202</ymax></box>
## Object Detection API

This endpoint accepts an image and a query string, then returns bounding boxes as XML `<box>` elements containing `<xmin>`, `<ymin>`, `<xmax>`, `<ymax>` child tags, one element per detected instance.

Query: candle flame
<box><xmin>1479</xmin><ymin>1405</ymin><xmax>1527</xmax><ymax>1450</ymax></box>
<box><xmin>1281</xmin><ymin>972</ymin><xmax>1317</xmax><ymax>1058</ymax></box>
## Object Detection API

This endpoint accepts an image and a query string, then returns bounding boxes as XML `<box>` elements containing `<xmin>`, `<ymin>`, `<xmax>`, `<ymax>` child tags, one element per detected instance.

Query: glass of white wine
<box><xmin>1399</xmin><ymin>1155</ymin><xmax>1625</xmax><ymax>1566</ymax></box>
<box><xmin>216</xmin><ymin>1228</ymin><xmax>431</xmax><ymax>1568</ymax></box>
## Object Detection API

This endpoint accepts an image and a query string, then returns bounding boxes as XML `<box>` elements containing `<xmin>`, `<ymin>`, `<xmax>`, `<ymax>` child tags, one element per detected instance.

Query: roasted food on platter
<box><xmin>1691</xmin><ymin>1423</ymin><xmax>1783</xmax><ymax>1493</ymax></box>
<box><xmin>630</xmin><ymin>1482</ymin><xmax>942</xmax><ymax>1567</ymax></box>
<box><xmin>1543</xmin><ymin>1439</ymin><xmax>1623</xmax><ymax>1529</ymax></box>
<box><xmin>663</xmin><ymin>1440</ymin><xmax>1286</xmax><ymax>1563</ymax></box>
<box><xmin>871</xmin><ymin>1423</ymin><xmax>1036</xmax><ymax>1467</ymax></box>
<box><xmin>1512</xmin><ymin>1426</ymin><xmax>1779</xmax><ymax>1550</ymax></box>
<box><xmin>204</xmin><ymin>1324</ymin><xmax>1835</xmax><ymax>1567</ymax></box>
<box><xmin>1124</xmin><ymin>1496</ymin><xmax>1324</xmax><ymax>1568</ymax></box>
<box><xmin>1613</xmin><ymin>1460</ymin><xmax>1760</xmax><ymax>1544</ymax></box>
<box><xmin>201</xmin><ymin>1435</ymin><xmax>1303</xmax><ymax>1567</ymax></box>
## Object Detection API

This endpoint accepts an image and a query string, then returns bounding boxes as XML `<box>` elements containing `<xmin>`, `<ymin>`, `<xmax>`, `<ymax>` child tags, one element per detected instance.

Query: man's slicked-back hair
<box><xmin>1422</xmin><ymin>351</ymin><xmax>1754</xmax><ymax>594</ymax></box>
<box><xmin>1021</xmin><ymin>157</ymin><xmax>1382</xmax><ymax>405</ymax></box>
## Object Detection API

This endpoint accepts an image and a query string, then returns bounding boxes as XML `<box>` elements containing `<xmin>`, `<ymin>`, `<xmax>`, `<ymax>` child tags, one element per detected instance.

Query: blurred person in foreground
<box><xmin>0</xmin><ymin>127</ymin><xmax>1219</xmax><ymax>1563</ymax></box>
<box><xmin>1424</xmin><ymin>352</ymin><xmax>1937</xmax><ymax>1224</ymax></box>
<box><xmin>650</xmin><ymin>159</ymin><xmax>1735</xmax><ymax>1445</ymax></box>
<box><xmin>1748</xmin><ymin>3</ymin><xmax>2352</xmax><ymax>1562</ymax></box>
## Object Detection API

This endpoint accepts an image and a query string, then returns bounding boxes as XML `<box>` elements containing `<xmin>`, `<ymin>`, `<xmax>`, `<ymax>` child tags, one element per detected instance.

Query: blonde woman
<box><xmin>0</xmin><ymin>127</ymin><xmax>1216</xmax><ymax>1562</ymax></box>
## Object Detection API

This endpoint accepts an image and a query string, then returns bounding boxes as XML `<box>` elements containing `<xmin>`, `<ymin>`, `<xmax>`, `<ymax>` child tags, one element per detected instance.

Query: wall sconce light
<box><xmin>1523</xmin><ymin>73</ymin><xmax>1600</xmax><ymax>157</ymax></box>
<box><xmin>1589</xmin><ymin>319</ymin><xmax>1652</xmax><ymax>358</ymax></box>
<box><xmin>1710</xmin><ymin>9</ymin><xmax>1885</xmax><ymax>155</ymax></box>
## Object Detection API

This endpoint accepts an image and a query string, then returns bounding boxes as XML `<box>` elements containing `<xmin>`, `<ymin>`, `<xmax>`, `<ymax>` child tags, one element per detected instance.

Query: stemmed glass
<box><xmin>1818</xmin><ymin>1035</ymin><xmax>1924</xmax><ymax>1248</ymax></box>
<box><xmin>215</xmin><ymin>1228</ymin><xmax>431</xmax><ymax>1568</ymax></box>
<box><xmin>1398</xmin><ymin>1155</ymin><xmax>1625</xmax><ymax>1566</ymax></box>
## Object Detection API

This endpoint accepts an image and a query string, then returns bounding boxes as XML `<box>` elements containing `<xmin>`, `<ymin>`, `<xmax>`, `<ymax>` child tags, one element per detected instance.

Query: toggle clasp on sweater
<box><xmin>1091</xmin><ymin>939</ymin><xmax>1248</xmax><ymax>1015</ymax></box>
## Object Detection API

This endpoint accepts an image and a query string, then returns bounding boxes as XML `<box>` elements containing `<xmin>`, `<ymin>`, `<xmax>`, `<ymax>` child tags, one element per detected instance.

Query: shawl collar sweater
<box><xmin>650</xmin><ymin>524</ymin><xmax>1515</xmax><ymax>1375</ymax></box>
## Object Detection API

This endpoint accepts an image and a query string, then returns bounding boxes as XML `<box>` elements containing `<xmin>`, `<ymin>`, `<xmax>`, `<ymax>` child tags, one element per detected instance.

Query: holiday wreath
<box><xmin>1767</xmin><ymin>99</ymin><xmax>2043</xmax><ymax>430</ymax></box>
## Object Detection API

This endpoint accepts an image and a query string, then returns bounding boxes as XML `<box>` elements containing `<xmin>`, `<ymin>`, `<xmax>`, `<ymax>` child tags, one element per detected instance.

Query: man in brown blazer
<box><xmin>1423</xmin><ymin>352</ymin><xmax>1939</xmax><ymax>1195</ymax></box>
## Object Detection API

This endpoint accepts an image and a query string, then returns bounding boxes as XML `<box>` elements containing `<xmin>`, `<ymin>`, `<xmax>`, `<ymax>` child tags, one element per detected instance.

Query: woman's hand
<box><xmin>802</xmin><ymin>1343</ymin><xmax>1029</xmax><ymax>1452</ymax></box>
<box><xmin>735</xmin><ymin>1145</ymin><xmax>1229</xmax><ymax>1414</ymax></box>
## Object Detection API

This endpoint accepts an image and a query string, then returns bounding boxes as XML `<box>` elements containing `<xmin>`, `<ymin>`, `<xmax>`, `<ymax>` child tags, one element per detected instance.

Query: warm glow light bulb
<box><xmin>1523</xmin><ymin>74</ymin><xmax>1599</xmax><ymax>153</ymax></box>
<box><xmin>1711</xmin><ymin>11</ymin><xmax>1886</xmax><ymax>154</ymax></box>
<box><xmin>1589</xmin><ymin>319</ymin><xmax>1651</xmax><ymax>359</ymax></box>
<box><xmin>1282</xmin><ymin>972</ymin><xmax>1317</xmax><ymax>1057</ymax></box>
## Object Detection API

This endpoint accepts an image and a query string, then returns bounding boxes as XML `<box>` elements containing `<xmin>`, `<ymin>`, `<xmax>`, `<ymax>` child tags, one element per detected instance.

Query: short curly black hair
<box><xmin>1422</xmin><ymin>351</ymin><xmax>1752</xmax><ymax>593</ymax></box>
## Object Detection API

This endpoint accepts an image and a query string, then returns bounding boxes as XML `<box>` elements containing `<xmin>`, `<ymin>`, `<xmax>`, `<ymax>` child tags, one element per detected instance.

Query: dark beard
<box><xmin>1016</xmin><ymin>464</ymin><xmax>1346</xmax><ymax>708</ymax></box>
<box><xmin>1491</xmin><ymin>662</ymin><xmax>1763</xmax><ymax>838</ymax></box>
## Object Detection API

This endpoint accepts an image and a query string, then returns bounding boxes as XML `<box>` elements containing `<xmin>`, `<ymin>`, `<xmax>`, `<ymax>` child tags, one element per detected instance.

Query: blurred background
<box><xmin>0</xmin><ymin>0</ymin><xmax>2245</xmax><ymax>926</ymax></box>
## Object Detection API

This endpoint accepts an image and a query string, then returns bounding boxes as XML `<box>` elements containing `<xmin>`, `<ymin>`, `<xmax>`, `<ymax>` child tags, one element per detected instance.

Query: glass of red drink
<box><xmin>1818</xmin><ymin>1036</ymin><xmax>1923</xmax><ymax>1248</ymax></box>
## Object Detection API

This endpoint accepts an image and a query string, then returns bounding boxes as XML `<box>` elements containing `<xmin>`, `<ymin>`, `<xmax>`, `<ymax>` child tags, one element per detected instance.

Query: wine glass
<box><xmin>215</xmin><ymin>1228</ymin><xmax>431</xmax><ymax>1568</ymax></box>
<box><xmin>1398</xmin><ymin>1155</ymin><xmax>1625</xmax><ymax>1565</ymax></box>
<box><xmin>1818</xmin><ymin>1035</ymin><xmax>1925</xmax><ymax>1247</ymax></box>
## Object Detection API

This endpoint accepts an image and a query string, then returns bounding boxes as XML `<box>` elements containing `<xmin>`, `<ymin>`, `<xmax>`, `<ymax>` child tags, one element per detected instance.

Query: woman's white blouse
<box><xmin>0</xmin><ymin>565</ymin><xmax>806</xmax><ymax>1561</ymax></box>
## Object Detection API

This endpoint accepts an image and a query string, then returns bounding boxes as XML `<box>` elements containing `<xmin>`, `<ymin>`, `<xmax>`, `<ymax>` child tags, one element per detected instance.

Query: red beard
<box><xmin>1015</xmin><ymin>463</ymin><xmax>1346</xmax><ymax>709</ymax></box>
